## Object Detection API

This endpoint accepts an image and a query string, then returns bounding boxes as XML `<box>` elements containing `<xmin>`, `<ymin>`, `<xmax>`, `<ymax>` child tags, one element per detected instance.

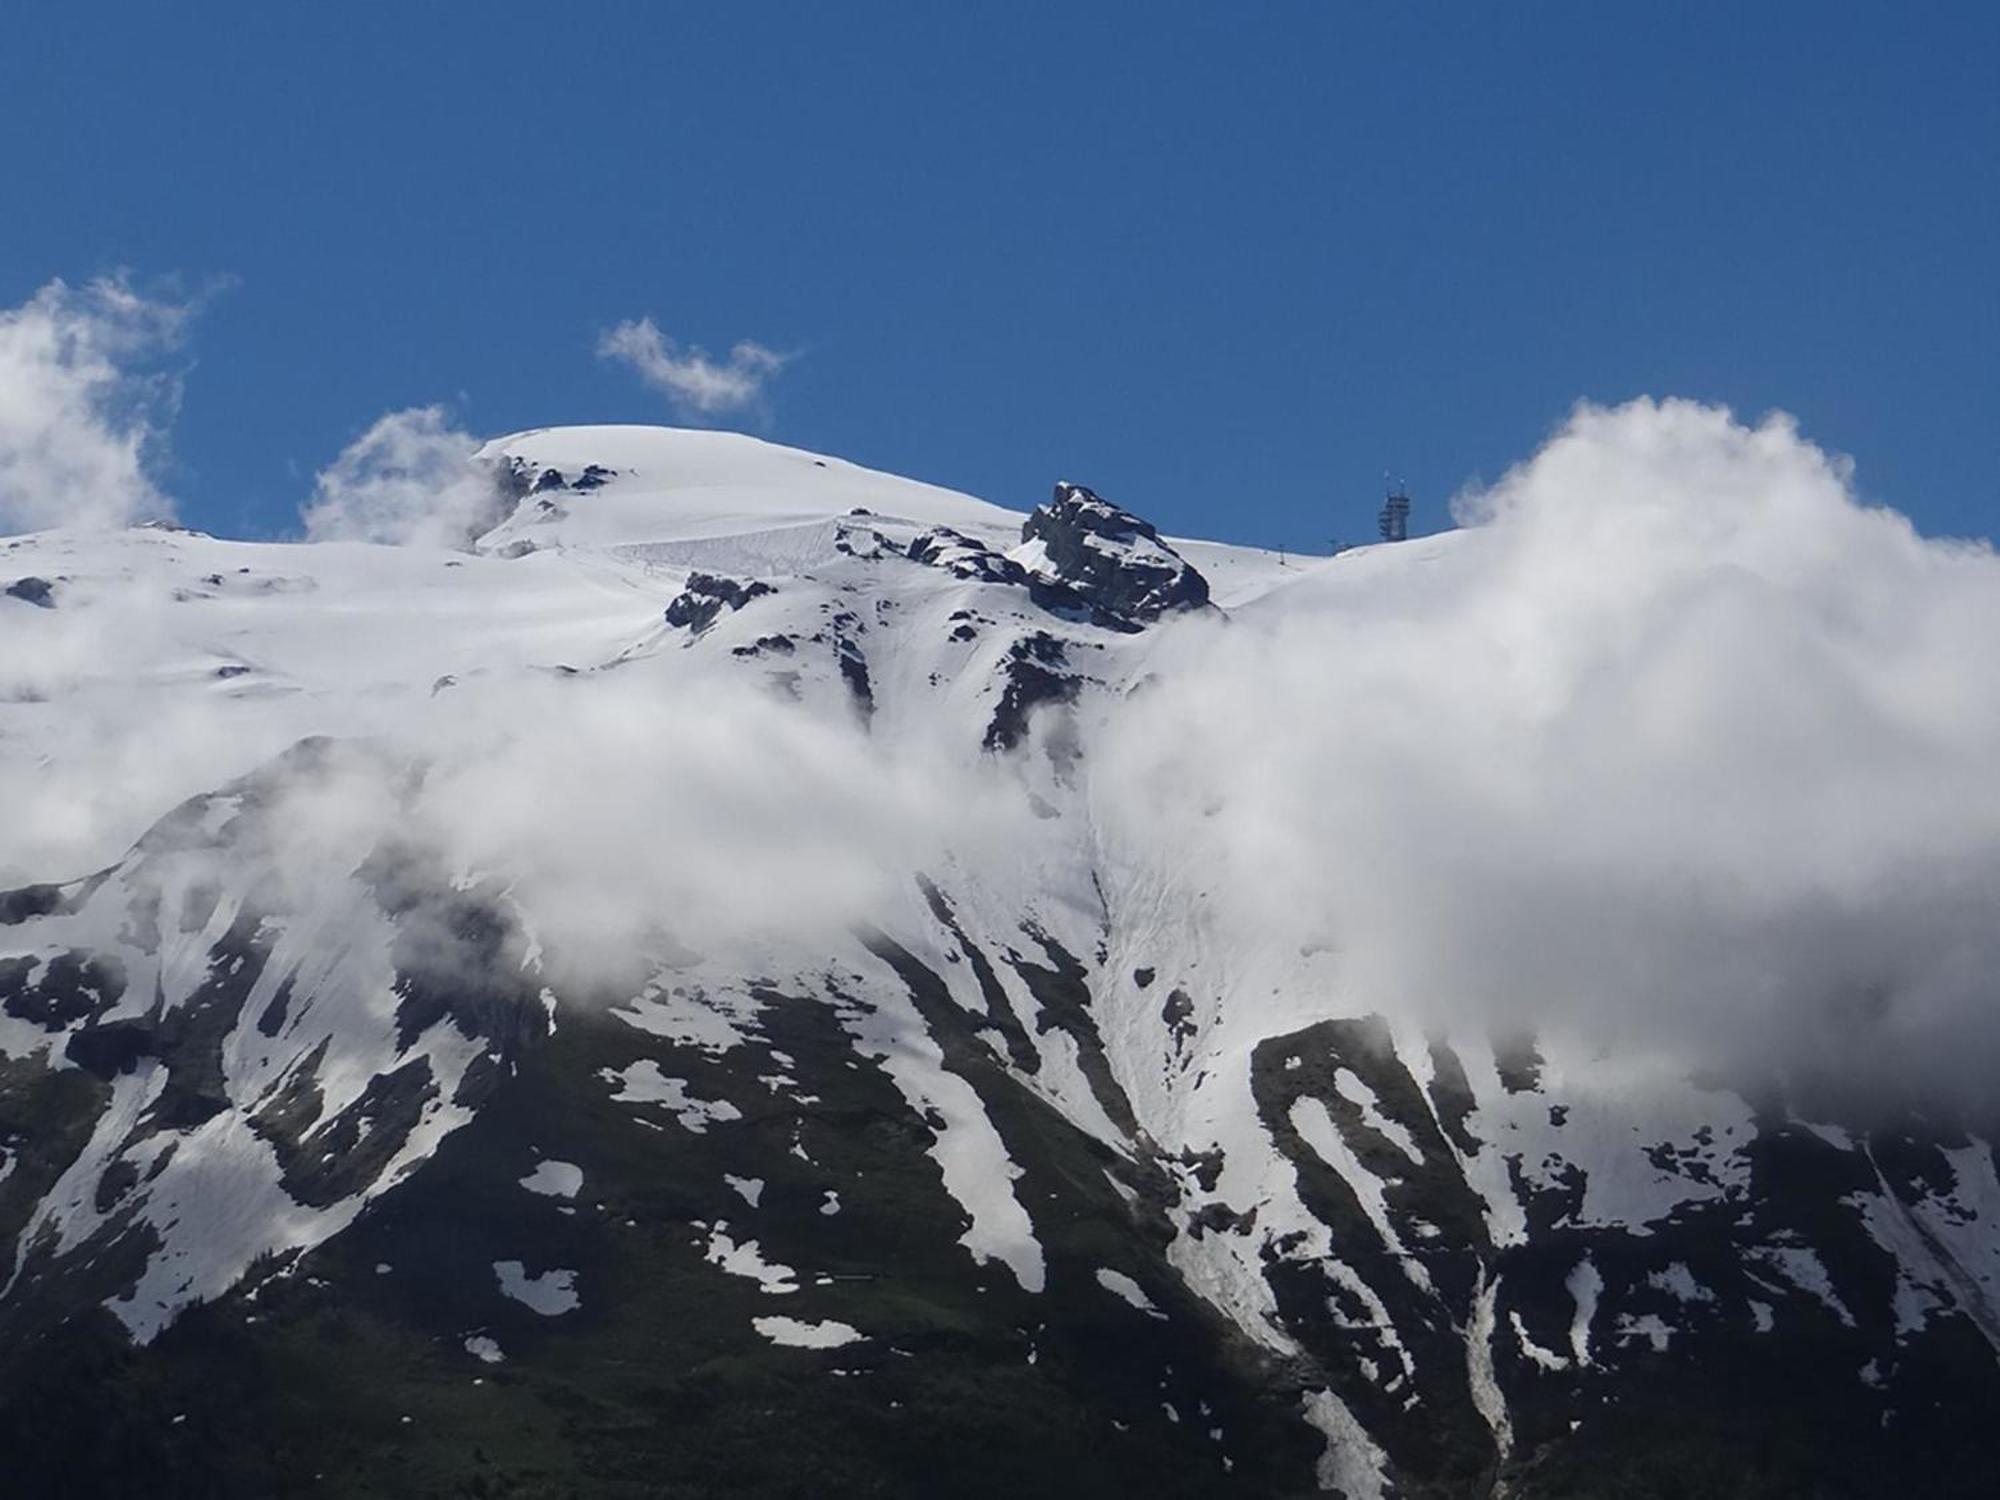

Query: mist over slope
<box><xmin>3</xmin><ymin>401</ymin><xmax>1998</xmax><ymax>1497</ymax></box>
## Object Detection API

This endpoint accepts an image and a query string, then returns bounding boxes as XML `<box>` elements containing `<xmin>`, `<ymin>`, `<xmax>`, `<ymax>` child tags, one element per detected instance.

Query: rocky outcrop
<box><xmin>663</xmin><ymin>572</ymin><xmax>776</xmax><ymax>635</ymax></box>
<box><xmin>4</xmin><ymin>577</ymin><xmax>55</xmax><ymax>609</ymax></box>
<box><xmin>1019</xmin><ymin>483</ymin><xmax>1209</xmax><ymax>627</ymax></box>
<box><xmin>906</xmin><ymin>527</ymin><xmax>1032</xmax><ymax>586</ymax></box>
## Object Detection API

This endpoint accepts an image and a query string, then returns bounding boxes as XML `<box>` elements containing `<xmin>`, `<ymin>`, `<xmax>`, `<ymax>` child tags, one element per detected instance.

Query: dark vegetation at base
<box><xmin>0</xmin><ymin>993</ymin><xmax>1315</xmax><ymax>1499</ymax></box>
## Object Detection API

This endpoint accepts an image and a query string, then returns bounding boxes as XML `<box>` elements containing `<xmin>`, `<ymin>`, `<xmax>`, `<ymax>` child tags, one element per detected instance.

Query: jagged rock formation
<box><xmin>4</xmin><ymin>576</ymin><xmax>55</xmax><ymax>608</ymax></box>
<box><xmin>1019</xmin><ymin>481</ymin><xmax>1210</xmax><ymax>627</ymax></box>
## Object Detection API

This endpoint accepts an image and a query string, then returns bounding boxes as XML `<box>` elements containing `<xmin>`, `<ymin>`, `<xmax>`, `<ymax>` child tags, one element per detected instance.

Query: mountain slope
<box><xmin>2</xmin><ymin>426</ymin><xmax>1996</xmax><ymax>1498</ymax></box>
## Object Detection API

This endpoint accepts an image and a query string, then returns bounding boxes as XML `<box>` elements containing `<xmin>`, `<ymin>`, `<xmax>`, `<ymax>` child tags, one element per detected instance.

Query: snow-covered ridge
<box><xmin>474</xmin><ymin>425</ymin><xmax>1025</xmax><ymax>554</ymax></box>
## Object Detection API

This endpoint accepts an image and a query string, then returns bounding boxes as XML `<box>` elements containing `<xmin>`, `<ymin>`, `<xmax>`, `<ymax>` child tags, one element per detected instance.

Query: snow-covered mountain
<box><xmin>2</xmin><ymin>426</ymin><xmax>1996</xmax><ymax>1498</ymax></box>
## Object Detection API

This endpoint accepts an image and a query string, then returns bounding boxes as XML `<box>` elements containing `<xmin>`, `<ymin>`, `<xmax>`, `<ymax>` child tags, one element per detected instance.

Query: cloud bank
<box><xmin>598</xmin><ymin>317</ymin><xmax>790</xmax><ymax>419</ymax></box>
<box><xmin>1096</xmin><ymin>398</ymin><xmax>2000</xmax><ymax>1105</ymax></box>
<box><xmin>0</xmin><ymin>277</ymin><xmax>188</xmax><ymax>532</ymax></box>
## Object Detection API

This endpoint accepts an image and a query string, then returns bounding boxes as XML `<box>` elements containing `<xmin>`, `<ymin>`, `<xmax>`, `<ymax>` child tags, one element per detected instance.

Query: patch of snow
<box><xmin>1751</xmin><ymin>1245</ymin><xmax>1855</xmax><ymax>1327</ymax></box>
<box><xmin>1290</xmin><ymin>1095</ymin><xmax>1433</xmax><ymax>1293</ymax></box>
<box><xmin>705</xmin><ymin>1222</ymin><xmax>799</xmax><ymax>1294</ymax></box>
<box><xmin>603</xmin><ymin>1060</ymin><xmax>742</xmax><ymax>1133</ymax></box>
<box><xmin>519</xmin><ymin>1160</ymin><xmax>583</xmax><ymax>1198</ymax></box>
<box><xmin>1331</xmin><ymin>1068</ymin><xmax>1424</xmax><ymax>1165</ymax></box>
<box><xmin>1302</xmin><ymin>1388</ymin><xmax>1392</xmax><ymax>1500</ymax></box>
<box><xmin>1617</xmin><ymin>1313</ymin><xmax>1673</xmax><ymax>1352</ymax></box>
<box><xmin>494</xmin><ymin>1260</ymin><xmax>579</xmax><ymax>1316</ymax></box>
<box><xmin>1095</xmin><ymin>1267</ymin><xmax>1166</xmax><ymax>1319</ymax></box>
<box><xmin>1510</xmin><ymin>1310</ymin><xmax>1569</xmax><ymax>1371</ymax></box>
<box><xmin>1567</xmin><ymin>1256</ymin><xmax>1602</xmax><ymax>1366</ymax></box>
<box><xmin>753</xmin><ymin>1315</ymin><xmax>865</xmax><ymax>1349</ymax></box>
<box><xmin>1647</xmin><ymin>1261</ymin><xmax>1713</xmax><ymax>1303</ymax></box>
<box><xmin>1467</xmin><ymin>1271</ymin><xmax>1513</xmax><ymax>1456</ymax></box>
<box><xmin>848</xmin><ymin>952</ymin><xmax>1046</xmax><ymax>1293</ymax></box>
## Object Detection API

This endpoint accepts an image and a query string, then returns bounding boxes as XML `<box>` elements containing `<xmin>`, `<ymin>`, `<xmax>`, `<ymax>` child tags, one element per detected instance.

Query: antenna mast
<box><xmin>1378</xmin><ymin>474</ymin><xmax>1411</xmax><ymax>544</ymax></box>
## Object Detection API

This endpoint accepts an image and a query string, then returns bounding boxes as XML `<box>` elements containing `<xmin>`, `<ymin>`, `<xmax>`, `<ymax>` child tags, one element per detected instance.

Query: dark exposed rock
<box><xmin>1020</xmin><ymin>483</ymin><xmax>1209</xmax><ymax>626</ymax></box>
<box><xmin>917</xmin><ymin>876</ymin><xmax>1039</xmax><ymax>1074</ymax></box>
<box><xmin>274</xmin><ymin>1057</ymin><xmax>438</xmax><ymax>1208</ymax></box>
<box><xmin>984</xmin><ymin>631</ymin><xmax>1081</xmax><ymax>752</ymax></box>
<box><xmin>835</xmin><ymin>637</ymin><xmax>874</xmax><ymax>717</ymax></box>
<box><xmin>0</xmin><ymin>885</ymin><xmax>65</xmax><ymax>926</ymax></box>
<box><xmin>1162</xmin><ymin>987</ymin><xmax>1198</xmax><ymax>1062</ymax></box>
<box><xmin>663</xmin><ymin>572</ymin><xmax>776</xmax><ymax>636</ymax></box>
<box><xmin>92</xmin><ymin>1158</ymin><xmax>139</xmax><ymax>1214</ymax></box>
<box><xmin>1006</xmin><ymin>924</ymin><xmax>1138</xmax><ymax>1137</ymax></box>
<box><xmin>906</xmin><ymin>527</ymin><xmax>1031</xmax><ymax>586</ymax></box>
<box><xmin>255</xmin><ymin>977</ymin><xmax>295</xmax><ymax>1038</ymax></box>
<box><xmin>4</xmin><ymin>577</ymin><xmax>55</xmax><ymax>609</ymax></box>
<box><xmin>66</xmin><ymin>1019</ymin><xmax>159</xmax><ymax>1079</ymax></box>
<box><xmin>1</xmin><ymin>952</ymin><xmax>126</xmax><ymax>1032</ymax></box>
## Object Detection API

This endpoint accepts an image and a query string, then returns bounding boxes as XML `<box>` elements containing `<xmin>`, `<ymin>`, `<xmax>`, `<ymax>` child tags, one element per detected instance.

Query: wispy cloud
<box><xmin>0</xmin><ymin>276</ymin><xmax>190</xmax><ymax>533</ymax></box>
<box><xmin>597</xmin><ymin>317</ymin><xmax>791</xmax><ymax>420</ymax></box>
<box><xmin>300</xmin><ymin>405</ymin><xmax>508</xmax><ymax>548</ymax></box>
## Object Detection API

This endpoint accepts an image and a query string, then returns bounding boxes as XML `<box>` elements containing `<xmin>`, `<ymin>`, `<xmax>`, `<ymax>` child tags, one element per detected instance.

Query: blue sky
<box><xmin>6</xmin><ymin>3</ymin><xmax>1995</xmax><ymax>547</ymax></box>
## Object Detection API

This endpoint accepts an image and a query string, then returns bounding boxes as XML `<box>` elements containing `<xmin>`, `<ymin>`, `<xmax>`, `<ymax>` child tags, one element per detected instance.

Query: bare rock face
<box><xmin>1020</xmin><ymin>483</ymin><xmax>1209</xmax><ymax>627</ymax></box>
<box><xmin>663</xmin><ymin>572</ymin><xmax>776</xmax><ymax>635</ymax></box>
<box><xmin>905</xmin><ymin>527</ymin><xmax>1032</xmax><ymax>586</ymax></box>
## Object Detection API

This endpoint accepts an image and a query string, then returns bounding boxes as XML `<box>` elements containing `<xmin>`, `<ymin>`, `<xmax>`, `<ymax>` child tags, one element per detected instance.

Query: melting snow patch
<box><xmin>705</xmin><ymin>1222</ymin><xmax>799</xmax><ymax>1294</ymax></box>
<box><xmin>602</xmin><ymin>1060</ymin><xmax>743</xmax><ymax>1133</ymax></box>
<box><xmin>1567</xmin><ymin>1256</ymin><xmax>1602</xmax><ymax>1366</ymax></box>
<box><xmin>1618</xmin><ymin>1313</ymin><xmax>1673</xmax><ymax>1352</ymax></box>
<box><xmin>1752</xmin><ymin>1245</ymin><xmax>1855</xmax><ymax>1327</ymax></box>
<box><xmin>1302</xmin><ymin>1388</ymin><xmax>1392</xmax><ymax>1500</ymax></box>
<box><xmin>519</xmin><ymin>1160</ymin><xmax>584</xmax><ymax>1198</ymax></box>
<box><xmin>1510</xmin><ymin>1310</ymin><xmax>1570</xmax><ymax>1371</ymax></box>
<box><xmin>820</xmin><ymin>1190</ymin><xmax>842</xmax><ymax>1216</ymax></box>
<box><xmin>1647</xmin><ymin>1261</ymin><xmax>1713</xmax><ymax>1304</ymax></box>
<box><xmin>1331</xmin><ymin>1068</ymin><xmax>1424</xmax><ymax>1165</ymax></box>
<box><xmin>1095</xmin><ymin>1268</ymin><xmax>1166</xmax><ymax>1319</ymax></box>
<box><xmin>725</xmin><ymin>1174</ymin><xmax>765</xmax><ymax>1208</ymax></box>
<box><xmin>1468</xmin><ymin>1272</ymin><xmax>1513</xmax><ymax>1456</ymax></box>
<box><xmin>1291</xmin><ymin>1095</ymin><xmax>1434</xmax><ymax>1294</ymax></box>
<box><xmin>753</xmin><ymin>1315</ymin><xmax>864</xmax><ymax>1349</ymax></box>
<box><xmin>844</xmin><ymin>958</ymin><xmax>1045</xmax><ymax>1293</ymax></box>
<box><xmin>494</xmin><ymin>1261</ymin><xmax>579</xmax><ymax>1315</ymax></box>
<box><xmin>464</xmin><ymin>1335</ymin><xmax>505</xmax><ymax>1364</ymax></box>
<box><xmin>613</xmin><ymin>982</ymin><xmax>759</xmax><ymax>1054</ymax></box>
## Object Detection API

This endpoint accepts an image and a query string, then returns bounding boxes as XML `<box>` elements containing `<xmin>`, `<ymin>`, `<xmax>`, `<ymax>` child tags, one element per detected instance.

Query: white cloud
<box><xmin>1094</xmin><ymin>397</ymin><xmax>2000</xmax><ymax>1104</ymax></box>
<box><xmin>0</xmin><ymin>276</ymin><xmax>188</xmax><ymax>533</ymax></box>
<box><xmin>598</xmin><ymin>317</ymin><xmax>790</xmax><ymax>419</ymax></box>
<box><xmin>301</xmin><ymin>406</ymin><xmax>509</xmax><ymax>548</ymax></box>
